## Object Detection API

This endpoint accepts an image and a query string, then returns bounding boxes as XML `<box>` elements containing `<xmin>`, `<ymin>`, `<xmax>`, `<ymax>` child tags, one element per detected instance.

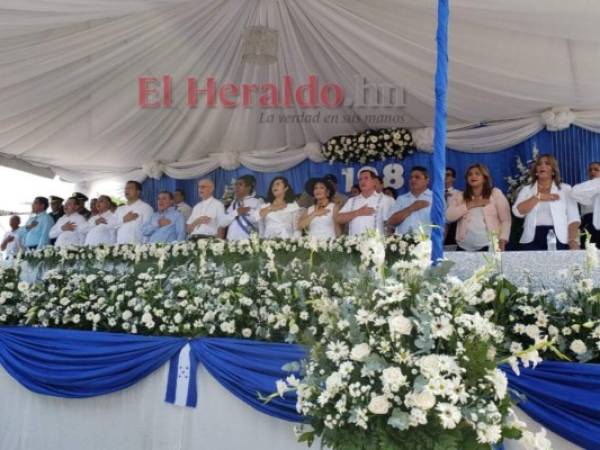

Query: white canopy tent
<box><xmin>1</xmin><ymin>0</ymin><xmax>600</xmax><ymax>183</ymax></box>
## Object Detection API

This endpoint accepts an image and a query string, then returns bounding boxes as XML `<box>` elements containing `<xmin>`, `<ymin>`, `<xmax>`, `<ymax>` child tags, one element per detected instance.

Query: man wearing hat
<box><xmin>73</xmin><ymin>192</ymin><xmax>91</xmax><ymax>220</ymax></box>
<box><xmin>219</xmin><ymin>175</ymin><xmax>263</xmax><ymax>241</ymax></box>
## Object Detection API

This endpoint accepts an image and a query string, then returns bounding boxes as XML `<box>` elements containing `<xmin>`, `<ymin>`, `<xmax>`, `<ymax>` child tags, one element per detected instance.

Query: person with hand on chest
<box><xmin>1</xmin><ymin>215</ymin><xmax>22</xmax><ymax>259</ymax></box>
<box><xmin>49</xmin><ymin>197</ymin><xmax>88</xmax><ymax>247</ymax></box>
<box><xmin>513</xmin><ymin>154</ymin><xmax>580</xmax><ymax>251</ymax></box>
<box><xmin>255</xmin><ymin>176</ymin><xmax>302</xmax><ymax>239</ymax></box>
<box><xmin>335</xmin><ymin>169</ymin><xmax>394</xmax><ymax>236</ymax></box>
<box><xmin>388</xmin><ymin>166</ymin><xmax>432</xmax><ymax>237</ymax></box>
<box><xmin>446</xmin><ymin>164</ymin><xmax>511</xmax><ymax>251</ymax></box>
<box><xmin>219</xmin><ymin>175</ymin><xmax>263</xmax><ymax>241</ymax></box>
<box><xmin>142</xmin><ymin>191</ymin><xmax>186</xmax><ymax>243</ymax></box>
<box><xmin>187</xmin><ymin>179</ymin><xmax>225</xmax><ymax>239</ymax></box>
<box><xmin>20</xmin><ymin>196</ymin><xmax>53</xmax><ymax>250</ymax></box>
<box><xmin>298</xmin><ymin>178</ymin><xmax>341</xmax><ymax>239</ymax></box>
<box><xmin>82</xmin><ymin>195</ymin><xmax>119</xmax><ymax>246</ymax></box>
<box><xmin>115</xmin><ymin>181</ymin><xmax>154</xmax><ymax>245</ymax></box>
<box><xmin>571</xmin><ymin>161</ymin><xmax>600</xmax><ymax>247</ymax></box>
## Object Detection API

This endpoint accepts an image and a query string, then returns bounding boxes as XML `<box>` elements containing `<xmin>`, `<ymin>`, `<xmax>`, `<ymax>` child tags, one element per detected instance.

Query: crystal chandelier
<box><xmin>241</xmin><ymin>26</ymin><xmax>278</xmax><ymax>64</ymax></box>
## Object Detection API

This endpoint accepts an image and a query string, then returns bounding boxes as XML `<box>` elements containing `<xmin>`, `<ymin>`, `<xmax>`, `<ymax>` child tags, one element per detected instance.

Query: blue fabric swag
<box><xmin>502</xmin><ymin>361</ymin><xmax>600</xmax><ymax>449</ymax></box>
<box><xmin>0</xmin><ymin>327</ymin><xmax>305</xmax><ymax>422</ymax></box>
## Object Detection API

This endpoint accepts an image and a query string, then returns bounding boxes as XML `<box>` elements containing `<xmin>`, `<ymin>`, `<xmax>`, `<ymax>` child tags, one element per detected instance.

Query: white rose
<box><xmin>350</xmin><ymin>343</ymin><xmax>371</xmax><ymax>362</ymax></box>
<box><xmin>242</xmin><ymin>328</ymin><xmax>252</xmax><ymax>338</ymax></box>
<box><xmin>570</xmin><ymin>339</ymin><xmax>587</xmax><ymax>355</ymax></box>
<box><xmin>121</xmin><ymin>310</ymin><xmax>132</xmax><ymax>320</ymax></box>
<box><xmin>381</xmin><ymin>367</ymin><xmax>406</xmax><ymax>393</ymax></box>
<box><xmin>325</xmin><ymin>372</ymin><xmax>343</xmax><ymax>393</ymax></box>
<box><xmin>368</xmin><ymin>395</ymin><xmax>391</xmax><ymax>415</ymax></box>
<box><xmin>413</xmin><ymin>390</ymin><xmax>436</xmax><ymax>410</ymax></box>
<box><xmin>388</xmin><ymin>314</ymin><xmax>412</xmax><ymax>338</ymax></box>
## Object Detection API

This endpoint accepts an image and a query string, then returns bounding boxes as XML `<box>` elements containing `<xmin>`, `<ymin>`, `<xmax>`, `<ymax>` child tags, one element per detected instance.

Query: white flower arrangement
<box><xmin>321</xmin><ymin>128</ymin><xmax>414</xmax><ymax>164</ymax></box>
<box><xmin>505</xmin><ymin>146</ymin><xmax>540</xmax><ymax>204</ymax></box>
<box><xmin>1</xmin><ymin>233</ymin><xmax>599</xmax><ymax>449</ymax></box>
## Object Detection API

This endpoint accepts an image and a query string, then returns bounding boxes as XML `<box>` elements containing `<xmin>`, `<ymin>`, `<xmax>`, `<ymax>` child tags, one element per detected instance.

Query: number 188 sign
<box><xmin>340</xmin><ymin>163</ymin><xmax>405</xmax><ymax>192</ymax></box>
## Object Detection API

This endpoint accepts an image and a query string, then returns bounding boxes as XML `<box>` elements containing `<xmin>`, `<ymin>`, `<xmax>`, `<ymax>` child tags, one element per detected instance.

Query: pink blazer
<box><xmin>446</xmin><ymin>188</ymin><xmax>512</xmax><ymax>242</ymax></box>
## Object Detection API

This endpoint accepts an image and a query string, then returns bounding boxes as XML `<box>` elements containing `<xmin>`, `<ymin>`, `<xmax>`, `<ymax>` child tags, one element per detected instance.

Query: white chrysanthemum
<box><xmin>485</xmin><ymin>369</ymin><xmax>508</xmax><ymax>400</ymax></box>
<box><xmin>436</xmin><ymin>403</ymin><xmax>461</xmax><ymax>429</ymax></box>
<box><xmin>325</xmin><ymin>341</ymin><xmax>350</xmax><ymax>364</ymax></box>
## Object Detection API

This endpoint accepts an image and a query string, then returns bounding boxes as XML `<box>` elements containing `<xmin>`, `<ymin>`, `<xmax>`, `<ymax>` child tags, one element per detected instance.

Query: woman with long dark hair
<box><xmin>298</xmin><ymin>178</ymin><xmax>341</xmax><ymax>239</ymax></box>
<box><xmin>446</xmin><ymin>164</ymin><xmax>511</xmax><ymax>251</ymax></box>
<box><xmin>513</xmin><ymin>154</ymin><xmax>580</xmax><ymax>250</ymax></box>
<box><xmin>255</xmin><ymin>176</ymin><xmax>302</xmax><ymax>238</ymax></box>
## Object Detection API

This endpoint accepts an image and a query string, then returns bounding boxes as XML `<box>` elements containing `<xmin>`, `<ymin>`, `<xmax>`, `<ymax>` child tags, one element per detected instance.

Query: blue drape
<box><xmin>431</xmin><ymin>0</ymin><xmax>449</xmax><ymax>262</ymax></box>
<box><xmin>2</xmin><ymin>325</ymin><xmax>600</xmax><ymax>447</ymax></box>
<box><xmin>191</xmin><ymin>338</ymin><xmax>306</xmax><ymax>422</ymax></box>
<box><xmin>0</xmin><ymin>327</ymin><xmax>304</xmax><ymax>422</ymax></box>
<box><xmin>142</xmin><ymin>125</ymin><xmax>600</xmax><ymax>210</ymax></box>
<box><xmin>502</xmin><ymin>362</ymin><xmax>600</xmax><ymax>449</ymax></box>
<box><xmin>0</xmin><ymin>326</ymin><xmax>185</xmax><ymax>398</ymax></box>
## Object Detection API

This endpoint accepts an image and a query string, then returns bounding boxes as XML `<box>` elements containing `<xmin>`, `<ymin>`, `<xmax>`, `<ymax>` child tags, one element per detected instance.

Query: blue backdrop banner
<box><xmin>142</xmin><ymin>125</ymin><xmax>600</xmax><ymax>209</ymax></box>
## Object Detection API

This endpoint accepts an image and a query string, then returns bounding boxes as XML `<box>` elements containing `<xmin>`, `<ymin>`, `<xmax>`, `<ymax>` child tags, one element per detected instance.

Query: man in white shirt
<box><xmin>174</xmin><ymin>189</ymin><xmax>192</xmax><ymax>221</ymax></box>
<box><xmin>187</xmin><ymin>179</ymin><xmax>225</xmax><ymax>238</ymax></box>
<box><xmin>1</xmin><ymin>215</ymin><xmax>22</xmax><ymax>259</ymax></box>
<box><xmin>115</xmin><ymin>181</ymin><xmax>154</xmax><ymax>245</ymax></box>
<box><xmin>388</xmin><ymin>166</ymin><xmax>432</xmax><ymax>236</ymax></box>
<box><xmin>336</xmin><ymin>169</ymin><xmax>394</xmax><ymax>236</ymax></box>
<box><xmin>83</xmin><ymin>195</ymin><xmax>118</xmax><ymax>246</ymax></box>
<box><xmin>219</xmin><ymin>175</ymin><xmax>263</xmax><ymax>240</ymax></box>
<box><xmin>49</xmin><ymin>197</ymin><xmax>88</xmax><ymax>247</ymax></box>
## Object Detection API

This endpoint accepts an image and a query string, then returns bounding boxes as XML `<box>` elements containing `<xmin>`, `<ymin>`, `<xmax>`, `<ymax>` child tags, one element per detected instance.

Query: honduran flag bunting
<box><xmin>165</xmin><ymin>343</ymin><xmax>198</xmax><ymax>407</ymax></box>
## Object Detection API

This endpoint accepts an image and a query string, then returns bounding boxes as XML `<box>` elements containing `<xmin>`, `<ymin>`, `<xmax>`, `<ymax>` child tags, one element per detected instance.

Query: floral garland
<box><xmin>321</xmin><ymin>128</ymin><xmax>414</xmax><ymax>164</ymax></box>
<box><xmin>1</xmin><ymin>233</ymin><xmax>599</xmax><ymax>449</ymax></box>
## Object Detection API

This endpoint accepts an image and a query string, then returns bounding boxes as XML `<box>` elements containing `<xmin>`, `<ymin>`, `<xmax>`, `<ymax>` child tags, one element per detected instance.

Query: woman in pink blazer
<box><xmin>446</xmin><ymin>164</ymin><xmax>512</xmax><ymax>251</ymax></box>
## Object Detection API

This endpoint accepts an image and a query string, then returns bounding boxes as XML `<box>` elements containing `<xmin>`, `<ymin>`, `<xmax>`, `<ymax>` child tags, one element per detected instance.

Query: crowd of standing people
<box><xmin>3</xmin><ymin>153</ymin><xmax>600</xmax><ymax>259</ymax></box>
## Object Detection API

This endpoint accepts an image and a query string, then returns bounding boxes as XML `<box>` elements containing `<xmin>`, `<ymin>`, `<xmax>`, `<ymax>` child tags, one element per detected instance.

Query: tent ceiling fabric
<box><xmin>1</xmin><ymin>0</ymin><xmax>600</xmax><ymax>181</ymax></box>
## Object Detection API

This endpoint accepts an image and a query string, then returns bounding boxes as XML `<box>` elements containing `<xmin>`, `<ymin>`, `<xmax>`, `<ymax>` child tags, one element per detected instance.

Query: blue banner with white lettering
<box><xmin>142</xmin><ymin>126</ymin><xmax>600</xmax><ymax>208</ymax></box>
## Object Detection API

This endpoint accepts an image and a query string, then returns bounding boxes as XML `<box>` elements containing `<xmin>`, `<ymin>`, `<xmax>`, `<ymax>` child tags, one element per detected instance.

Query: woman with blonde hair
<box><xmin>513</xmin><ymin>154</ymin><xmax>580</xmax><ymax>250</ymax></box>
<box><xmin>446</xmin><ymin>164</ymin><xmax>511</xmax><ymax>251</ymax></box>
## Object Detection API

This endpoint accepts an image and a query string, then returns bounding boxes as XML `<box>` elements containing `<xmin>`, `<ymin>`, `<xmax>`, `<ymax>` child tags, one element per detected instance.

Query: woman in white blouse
<box><xmin>298</xmin><ymin>178</ymin><xmax>341</xmax><ymax>239</ymax></box>
<box><xmin>256</xmin><ymin>176</ymin><xmax>303</xmax><ymax>239</ymax></box>
<box><xmin>513</xmin><ymin>154</ymin><xmax>580</xmax><ymax>250</ymax></box>
<box><xmin>572</xmin><ymin>161</ymin><xmax>600</xmax><ymax>247</ymax></box>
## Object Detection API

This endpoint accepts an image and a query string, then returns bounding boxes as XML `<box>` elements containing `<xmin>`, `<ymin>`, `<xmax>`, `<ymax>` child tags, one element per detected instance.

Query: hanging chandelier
<box><xmin>241</xmin><ymin>26</ymin><xmax>279</xmax><ymax>64</ymax></box>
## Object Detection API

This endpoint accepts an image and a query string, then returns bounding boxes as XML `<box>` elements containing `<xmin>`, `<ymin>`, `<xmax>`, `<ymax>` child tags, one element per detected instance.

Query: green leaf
<box><xmin>298</xmin><ymin>431</ymin><xmax>315</xmax><ymax>446</ymax></box>
<box><xmin>387</xmin><ymin>408</ymin><xmax>410</xmax><ymax>431</ymax></box>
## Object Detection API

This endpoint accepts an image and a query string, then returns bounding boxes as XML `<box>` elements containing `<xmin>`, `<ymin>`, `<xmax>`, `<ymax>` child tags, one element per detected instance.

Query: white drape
<box><xmin>0</xmin><ymin>363</ymin><xmax>317</xmax><ymax>450</ymax></box>
<box><xmin>0</xmin><ymin>364</ymin><xmax>578</xmax><ymax>450</ymax></box>
<box><xmin>1</xmin><ymin>0</ymin><xmax>600</xmax><ymax>180</ymax></box>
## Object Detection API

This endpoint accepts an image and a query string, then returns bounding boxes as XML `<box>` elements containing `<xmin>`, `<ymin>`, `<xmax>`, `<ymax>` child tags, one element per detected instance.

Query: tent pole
<box><xmin>431</xmin><ymin>0</ymin><xmax>449</xmax><ymax>264</ymax></box>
